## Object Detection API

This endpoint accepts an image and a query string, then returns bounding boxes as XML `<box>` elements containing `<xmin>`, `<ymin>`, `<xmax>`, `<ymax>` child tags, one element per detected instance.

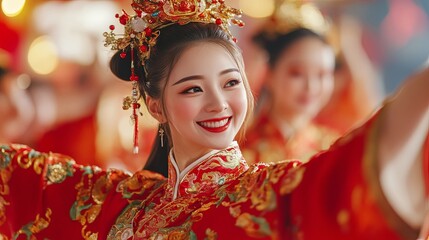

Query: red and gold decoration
<box><xmin>0</xmin><ymin>111</ymin><xmax>423</xmax><ymax>239</ymax></box>
<box><xmin>104</xmin><ymin>0</ymin><xmax>244</xmax><ymax>65</ymax></box>
<box><xmin>121</xmin><ymin>44</ymin><xmax>142</xmax><ymax>154</ymax></box>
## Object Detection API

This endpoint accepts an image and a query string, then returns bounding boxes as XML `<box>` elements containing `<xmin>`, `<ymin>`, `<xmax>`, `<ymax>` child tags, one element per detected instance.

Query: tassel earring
<box><xmin>159</xmin><ymin>124</ymin><xmax>165</xmax><ymax>147</ymax></box>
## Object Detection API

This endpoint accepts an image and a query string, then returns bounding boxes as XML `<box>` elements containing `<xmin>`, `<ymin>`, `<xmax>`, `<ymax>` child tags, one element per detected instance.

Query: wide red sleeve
<box><xmin>0</xmin><ymin>144</ymin><xmax>130</xmax><ymax>239</ymax></box>
<box><xmin>289</xmin><ymin>109</ymin><xmax>425</xmax><ymax>240</ymax></box>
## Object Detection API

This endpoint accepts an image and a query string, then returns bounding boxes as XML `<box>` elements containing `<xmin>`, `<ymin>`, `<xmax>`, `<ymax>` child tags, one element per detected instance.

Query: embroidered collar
<box><xmin>166</xmin><ymin>142</ymin><xmax>249</xmax><ymax>200</ymax></box>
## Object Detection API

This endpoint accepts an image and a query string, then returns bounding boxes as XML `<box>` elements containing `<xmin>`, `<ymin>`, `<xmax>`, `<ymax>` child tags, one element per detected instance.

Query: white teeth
<box><xmin>199</xmin><ymin>118</ymin><xmax>229</xmax><ymax>128</ymax></box>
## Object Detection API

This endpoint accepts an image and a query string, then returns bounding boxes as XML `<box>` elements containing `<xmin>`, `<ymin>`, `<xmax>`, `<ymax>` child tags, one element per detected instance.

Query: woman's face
<box><xmin>163</xmin><ymin>42</ymin><xmax>248</xmax><ymax>155</ymax></box>
<box><xmin>268</xmin><ymin>37</ymin><xmax>335</xmax><ymax>119</ymax></box>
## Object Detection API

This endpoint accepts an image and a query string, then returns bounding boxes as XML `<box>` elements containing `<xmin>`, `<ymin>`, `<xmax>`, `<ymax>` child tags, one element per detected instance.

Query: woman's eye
<box><xmin>225</xmin><ymin>79</ymin><xmax>241</xmax><ymax>87</ymax></box>
<box><xmin>181</xmin><ymin>86</ymin><xmax>202</xmax><ymax>94</ymax></box>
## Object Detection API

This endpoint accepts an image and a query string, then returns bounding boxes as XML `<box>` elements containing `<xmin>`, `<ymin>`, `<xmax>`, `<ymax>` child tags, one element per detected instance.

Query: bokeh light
<box><xmin>1</xmin><ymin>0</ymin><xmax>25</xmax><ymax>17</ymax></box>
<box><xmin>27</xmin><ymin>36</ymin><xmax>58</xmax><ymax>75</ymax></box>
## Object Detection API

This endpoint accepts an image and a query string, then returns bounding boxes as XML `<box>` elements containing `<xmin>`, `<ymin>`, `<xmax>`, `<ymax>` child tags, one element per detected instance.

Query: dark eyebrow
<box><xmin>220</xmin><ymin>68</ymin><xmax>240</xmax><ymax>75</ymax></box>
<box><xmin>172</xmin><ymin>75</ymin><xmax>204</xmax><ymax>86</ymax></box>
<box><xmin>172</xmin><ymin>68</ymin><xmax>240</xmax><ymax>86</ymax></box>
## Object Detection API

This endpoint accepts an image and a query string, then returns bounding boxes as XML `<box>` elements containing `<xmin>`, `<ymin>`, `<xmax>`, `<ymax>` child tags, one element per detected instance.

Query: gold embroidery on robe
<box><xmin>13</xmin><ymin>208</ymin><xmax>52</xmax><ymax>239</ymax></box>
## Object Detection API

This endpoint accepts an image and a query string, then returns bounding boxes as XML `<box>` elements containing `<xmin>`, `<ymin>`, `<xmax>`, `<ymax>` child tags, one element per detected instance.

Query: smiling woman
<box><xmin>156</xmin><ymin>42</ymin><xmax>248</xmax><ymax>170</ymax></box>
<box><xmin>0</xmin><ymin>0</ymin><xmax>428</xmax><ymax>239</ymax></box>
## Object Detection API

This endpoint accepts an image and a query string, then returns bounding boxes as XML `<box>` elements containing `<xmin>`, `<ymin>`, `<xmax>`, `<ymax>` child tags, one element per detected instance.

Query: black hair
<box><xmin>253</xmin><ymin>28</ymin><xmax>327</xmax><ymax>68</ymax></box>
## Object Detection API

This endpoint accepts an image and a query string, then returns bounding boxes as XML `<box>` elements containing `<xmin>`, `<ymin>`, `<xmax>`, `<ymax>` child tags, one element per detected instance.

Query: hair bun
<box><xmin>109</xmin><ymin>46</ymin><xmax>145</xmax><ymax>82</ymax></box>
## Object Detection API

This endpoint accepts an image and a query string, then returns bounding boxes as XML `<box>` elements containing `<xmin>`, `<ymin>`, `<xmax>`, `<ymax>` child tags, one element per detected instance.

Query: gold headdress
<box><xmin>262</xmin><ymin>0</ymin><xmax>330</xmax><ymax>38</ymax></box>
<box><xmin>103</xmin><ymin>0</ymin><xmax>244</xmax><ymax>153</ymax></box>
<box><xmin>104</xmin><ymin>0</ymin><xmax>244</xmax><ymax>67</ymax></box>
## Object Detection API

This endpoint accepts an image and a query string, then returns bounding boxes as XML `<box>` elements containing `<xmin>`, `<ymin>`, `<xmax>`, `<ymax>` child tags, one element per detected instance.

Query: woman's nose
<box><xmin>304</xmin><ymin>76</ymin><xmax>321</xmax><ymax>94</ymax></box>
<box><xmin>205</xmin><ymin>90</ymin><xmax>228</xmax><ymax>113</ymax></box>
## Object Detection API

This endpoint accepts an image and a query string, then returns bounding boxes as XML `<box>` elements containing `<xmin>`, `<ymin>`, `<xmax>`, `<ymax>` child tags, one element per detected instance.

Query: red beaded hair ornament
<box><xmin>104</xmin><ymin>0</ymin><xmax>244</xmax><ymax>153</ymax></box>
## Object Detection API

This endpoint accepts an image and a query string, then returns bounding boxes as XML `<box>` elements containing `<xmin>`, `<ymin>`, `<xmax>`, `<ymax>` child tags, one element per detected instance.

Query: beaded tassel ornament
<box><xmin>121</xmin><ymin>44</ymin><xmax>142</xmax><ymax>154</ymax></box>
<box><xmin>104</xmin><ymin>0</ymin><xmax>244</xmax><ymax>153</ymax></box>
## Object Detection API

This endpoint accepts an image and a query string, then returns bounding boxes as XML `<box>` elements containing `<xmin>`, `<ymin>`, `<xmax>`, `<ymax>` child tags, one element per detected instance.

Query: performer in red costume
<box><xmin>0</xmin><ymin>1</ymin><xmax>428</xmax><ymax>239</ymax></box>
<box><xmin>242</xmin><ymin>2</ymin><xmax>339</xmax><ymax>164</ymax></box>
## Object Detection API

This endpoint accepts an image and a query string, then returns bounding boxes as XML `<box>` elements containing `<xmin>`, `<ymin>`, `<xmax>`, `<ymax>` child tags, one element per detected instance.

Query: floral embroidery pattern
<box><xmin>0</xmin><ymin>145</ymin><xmax>51</xmax><ymax>236</ymax></box>
<box><xmin>0</xmin><ymin>113</ymin><xmax>396</xmax><ymax>239</ymax></box>
<box><xmin>108</xmin><ymin>143</ymin><xmax>303</xmax><ymax>239</ymax></box>
<box><xmin>0</xmin><ymin>146</ymin><xmax>13</xmax><ymax>227</ymax></box>
<box><xmin>116</xmin><ymin>170</ymin><xmax>165</xmax><ymax>199</ymax></box>
<box><xmin>1</xmin><ymin>142</ymin><xmax>305</xmax><ymax>239</ymax></box>
<box><xmin>149</xmin><ymin>219</ymin><xmax>195</xmax><ymax>240</ymax></box>
<box><xmin>108</xmin><ymin>170</ymin><xmax>165</xmax><ymax>239</ymax></box>
<box><xmin>13</xmin><ymin>208</ymin><xmax>52</xmax><ymax>239</ymax></box>
<box><xmin>46</xmin><ymin>161</ymin><xmax>75</xmax><ymax>184</ymax></box>
<box><xmin>107</xmin><ymin>201</ymin><xmax>140</xmax><ymax>239</ymax></box>
<box><xmin>70</xmin><ymin>168</ymin><xmax>130</xmax><ymax>240</ymax></box>
<box><xmin>235</xmin><ymin>213</ymin><xmax>272</xmax><ymax>237</ymax></box>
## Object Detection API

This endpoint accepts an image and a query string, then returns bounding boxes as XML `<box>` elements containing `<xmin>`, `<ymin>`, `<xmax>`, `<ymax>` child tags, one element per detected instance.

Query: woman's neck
<box><xmin>268</xmin><ymin>109</ymin><xmax>311</xmax><ymax>139</ymax></box>
<box><xmin>172</xmin><ymin>147</ymin><xmax>215</xmax><ymax>172</ymax></box>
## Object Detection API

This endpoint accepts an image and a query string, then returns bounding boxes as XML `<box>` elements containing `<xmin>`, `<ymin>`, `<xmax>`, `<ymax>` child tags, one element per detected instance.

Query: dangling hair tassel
<box><xmin>132</xmin><ymin>105</ymin><xmax>139</xmax><ymax>154</ymax></box>
<box><xmin>130</xmin><ymin>44</ymin><xmax>141</xmax><ymax>154</ymax></box>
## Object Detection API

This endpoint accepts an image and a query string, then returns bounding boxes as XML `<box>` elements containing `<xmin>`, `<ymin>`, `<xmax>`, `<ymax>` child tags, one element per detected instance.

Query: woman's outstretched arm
<box><xmin>286</xmin><ymin>66</ymin><xmax>428</xmax><ymax>239</ymax></box>
<box><xmin>378</xmin><ymin>66</ymin><xmax>429</xmax><ymax>229</ymax></box>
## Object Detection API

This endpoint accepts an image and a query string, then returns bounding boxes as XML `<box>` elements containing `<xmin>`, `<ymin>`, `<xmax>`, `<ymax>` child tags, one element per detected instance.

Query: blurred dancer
<box><xmin>242</xmin><ymin>2</ymin><xmax>339</xmax><ymax>164</ymax></box>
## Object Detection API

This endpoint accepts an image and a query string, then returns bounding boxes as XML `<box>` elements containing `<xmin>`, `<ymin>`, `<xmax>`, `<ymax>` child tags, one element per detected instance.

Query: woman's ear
<box><xmin>146</xmin><ymin>96</ymin><xmax>166</xmax><ymax>123</ymax></box>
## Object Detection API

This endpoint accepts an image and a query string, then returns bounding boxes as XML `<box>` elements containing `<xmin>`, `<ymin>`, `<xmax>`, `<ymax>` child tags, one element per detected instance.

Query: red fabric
<box><xmin>290</xmin><ymin>120</ymin><xmax>407</xmax><ymax>239</ymax></box>
<box><xmin>35</xmin><ymin>113</ymin><xmax>99</xmax><ymax>166</ymax></box>
<box><xmin>0</xmin><ymin>110</ymin><xmax>423</xmax><ymax>239</ymax></box>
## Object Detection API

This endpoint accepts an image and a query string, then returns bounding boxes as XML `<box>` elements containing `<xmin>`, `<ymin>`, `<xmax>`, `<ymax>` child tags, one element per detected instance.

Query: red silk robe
<box><xmin>0</xmin><ymin>111</ymin><xmax>423</xmax><ymax>239</ymax></box>
<box><xmin>242</xmin><ymin>113</ymin><xmax>339</xmax><ymax>164</ymax></box>
<box><xmin>35</xmin><ymin>113</ymin><xmax>99</xmax><ymax>166</ymax></box>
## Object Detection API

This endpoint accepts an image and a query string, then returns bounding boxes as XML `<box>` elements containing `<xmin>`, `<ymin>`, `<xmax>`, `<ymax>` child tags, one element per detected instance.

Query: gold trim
<box><xmin>363</xmin><ymin>104</ymin><xmax>419</xmax><ymax>239</ymax></box>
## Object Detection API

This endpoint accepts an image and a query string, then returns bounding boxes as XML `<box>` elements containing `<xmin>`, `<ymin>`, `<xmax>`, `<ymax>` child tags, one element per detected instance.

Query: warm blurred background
<box><xmin>1</xmin><ymin>0</ymin><xmax>428</xmax><ymax>172</ymax></box>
